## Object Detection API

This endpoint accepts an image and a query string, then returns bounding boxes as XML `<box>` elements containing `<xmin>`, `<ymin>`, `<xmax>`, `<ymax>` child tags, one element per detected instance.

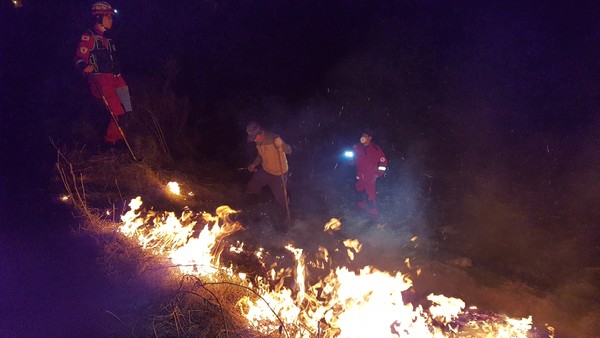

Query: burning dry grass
<box><xmin>53</xmin><ymin>144</ymin><xmax>560</xmax><ymax>337</ymax></box>
<box><xmin>77</xmin><ymin>214</ymin><xmax>286</xmax><ymax>337</ymax></box>
<box><xmin>58</xmin><ymin>201</ymin><xmax>262</xmax><ymax>335</ymax></box>
<box><xmin>89</xmin><ymin>231</ymin><xmax>274</xmax><ymax>337</ymax></box>
<box><xmin>54</xmin><ymin>152</ymin><xmax>272</xmax><ymax>336</ymax></box>
<box><xmin>52</xmin><ymin>144</ymin><xmax>262</xmax><ymax>336</ymax></box>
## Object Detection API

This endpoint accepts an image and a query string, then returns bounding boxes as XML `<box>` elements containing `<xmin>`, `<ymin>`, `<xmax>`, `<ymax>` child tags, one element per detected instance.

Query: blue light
<box><xmin>344</xmin><ymin>151</ymin><xmax>354</xmax><ymax>158</ymax></box>
<box><xmin>113</xmin><ymin>9</ymin><xmax>118</xmax><ymax>14</ymax></box>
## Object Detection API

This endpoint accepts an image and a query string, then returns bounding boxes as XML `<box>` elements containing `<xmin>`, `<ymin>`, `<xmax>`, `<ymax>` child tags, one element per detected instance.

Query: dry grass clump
<box><xmin>53</xmin><ymin>134</ymin><xmax>230</xmax><ymax>213</ymax></box>
<box><xmin>150</xmin><ymin>273</ymin><xmax>278</xmax><ymax>338</ymax></box>
<box><xmin>82</xmin><ymin>212</ymin><xmax>285</xmax><ymax>337</ymax></box>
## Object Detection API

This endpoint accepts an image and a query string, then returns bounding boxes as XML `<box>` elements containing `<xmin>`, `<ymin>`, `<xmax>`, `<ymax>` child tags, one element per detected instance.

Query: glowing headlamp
<box><xmin>344</xmin><ymin>151</ymin><xmax>354</xmax><ymax>159</ymax></box>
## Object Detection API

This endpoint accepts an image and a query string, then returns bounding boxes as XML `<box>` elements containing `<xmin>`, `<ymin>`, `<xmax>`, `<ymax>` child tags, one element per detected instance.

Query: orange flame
<box><xmin>117</xmin><ymin>195</ymin><xmax>538</xmax><ymax>337</ymax></box>
<box><xmin>119</xmin><ymin>196</ymin><xmax>243</xmax><ymax>277</ymax></box>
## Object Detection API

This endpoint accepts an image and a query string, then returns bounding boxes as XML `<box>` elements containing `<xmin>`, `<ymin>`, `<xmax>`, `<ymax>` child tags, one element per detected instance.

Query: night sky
<box><xmin>3</xmin><ymin>1</ymin><xmax>599</xmax><ymax>229</ymax></box>
<box><xmin>4</xmin><ymin>3</ymin><xmax>600</xmax><ymax>123</ymax></box>
<box><xmin>1</xmin><ymin>0</ymin><xmax>600</xmax><ymax>336</ymax></box>
<box><xmin>3</xmin><ymin>1</ymin><xmax>600</xmax><ymax>164</ymax></box>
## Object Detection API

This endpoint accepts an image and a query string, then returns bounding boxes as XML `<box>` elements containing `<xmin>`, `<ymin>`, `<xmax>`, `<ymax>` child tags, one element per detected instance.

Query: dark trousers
<box><xmin>247</xmin><ymin>168</ymin><xmax>288</xmax><ymax>208</ymax></box>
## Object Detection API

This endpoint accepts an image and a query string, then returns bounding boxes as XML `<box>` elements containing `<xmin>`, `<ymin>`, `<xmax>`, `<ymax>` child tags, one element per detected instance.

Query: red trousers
<box><xmin>355</xmin><ymin>174</ymin><xmax>378</xmax><ymax>216</ymax></box>
<box><xmin>88</xmin><ymin>74</ymin><xmax>127</xmax><ymax>144</ymax></box>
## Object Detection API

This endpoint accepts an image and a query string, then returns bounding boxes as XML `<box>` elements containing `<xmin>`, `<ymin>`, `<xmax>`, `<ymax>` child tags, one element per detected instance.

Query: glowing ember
<box><xmin>167</xmin><ymin>181</ymin><xmax>181</xmax><ymax>195</ymax></box>
<box><xmin>115</xmin><ymin>196</ymin><xmax>542</xmax><ymax>337</ymax></box>
<box><xmin>230</xmin><ymin>241</ymin><xmax>245</xmax><ymax>253</ymax></box>
<box><xmin>427</xmin><ymin>293</ymin><xmax>465</xmax><ymax>324</ymax></box>
<box><xmin>285</xmin><ymin>245</ymin><xmax>306</xmax><ymax>303</ymax></box>
<box><xmin>324</xmin><ymin>218</ymin><xmax>341</xmax><ymax>232</ymax></box>
<box><xmin>342</xmin><ymin>239</ymin><xmax>362</xmax><ymax>261</ymax></box>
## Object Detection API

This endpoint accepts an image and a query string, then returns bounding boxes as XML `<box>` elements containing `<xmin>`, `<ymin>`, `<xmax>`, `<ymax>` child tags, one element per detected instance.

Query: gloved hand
<box><xmin>274</xmin><ymin>137</ymin><xmax>283</xmax><ymax>147</ymax></box>
<box><xmin>248</xmin><ymin>164</ymin><xmax>257</xmax><ymax>172</ymax></box>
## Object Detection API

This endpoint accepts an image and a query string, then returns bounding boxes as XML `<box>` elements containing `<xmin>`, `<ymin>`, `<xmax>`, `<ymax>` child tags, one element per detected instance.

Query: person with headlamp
<box><xmin>351</xmin><ymin>128</ymin><xmax>388</xmax><ymax>219</ymax></box>
<box><xmin>74</xmin><ymin>2</ymin><xmax>132</xmax><ymax>146</ymax></box>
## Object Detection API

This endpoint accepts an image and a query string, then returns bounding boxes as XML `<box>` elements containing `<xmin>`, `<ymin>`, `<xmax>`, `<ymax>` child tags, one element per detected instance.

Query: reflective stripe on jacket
<box><xmin>354</xmin><ymin>143</ymin><xmax>387</xmax><ymax>179</ymax></box>
<box><xmin>75</xmin><ymin>27</ymin><xmax>120</xmax><ymax>74</ymax></box>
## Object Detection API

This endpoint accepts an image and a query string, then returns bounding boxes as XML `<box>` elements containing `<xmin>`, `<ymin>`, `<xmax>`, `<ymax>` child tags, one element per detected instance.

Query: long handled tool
<box><xmin>90</xmin><ymin>75</ymin><xmax>140</xmax><ymax>162</ymax></box>
<box><xmin>275</xmin><ymin>145</ymin><xmax>292</xmax><ymax>224</ymax></box>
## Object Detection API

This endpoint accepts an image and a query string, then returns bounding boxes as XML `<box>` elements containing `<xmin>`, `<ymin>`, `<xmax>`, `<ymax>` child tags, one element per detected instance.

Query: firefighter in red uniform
<box><xmin>352</xmin><ymin>129</ymin><xmax>388</xmax><ymax>218</ymax></box>
<box><xmin>74</xmin><ymin>1</ymin><xmax>132</xmax><ymax>145</ymax></box>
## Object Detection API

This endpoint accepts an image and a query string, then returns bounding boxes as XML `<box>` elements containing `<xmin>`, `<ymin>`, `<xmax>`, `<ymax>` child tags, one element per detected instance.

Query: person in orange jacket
<box><xmin>352</xmin><ymin>128</ymin><xmax>388</xmax><ymax>218</ymax></box>
<box><xmin>245</xmin><ymin>122</ymin><xmax>292</xmax><ymax>210</ymax></box>
<box><xmin>74</xmin><ymin>1</ymin><xmax>132</xmax><ymax>145</ymax></box>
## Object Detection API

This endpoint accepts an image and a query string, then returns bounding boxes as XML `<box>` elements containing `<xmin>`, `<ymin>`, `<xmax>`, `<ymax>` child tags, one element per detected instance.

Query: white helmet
<box><xmin>91</xmin><ymin>1</ymin><xmax>113</xmax><ymax>16</ymax></box>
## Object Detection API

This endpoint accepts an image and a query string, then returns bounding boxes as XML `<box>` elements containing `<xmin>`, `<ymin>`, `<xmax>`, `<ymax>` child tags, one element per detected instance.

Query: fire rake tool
<box><xmin>275</xmin><ymin>145</ymin><xmax>292</xmax><ymax>225</ymax></box>
<box><xmin>90</xmin><ymin>75</ymin><xmax>140</xmax><ymax>162</ymax></box>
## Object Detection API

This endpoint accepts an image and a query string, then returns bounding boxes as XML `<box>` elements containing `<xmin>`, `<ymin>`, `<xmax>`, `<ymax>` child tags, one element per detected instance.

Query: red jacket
<box><xmin>75</xmin><ymin>26</ymin><xmax>121</xmax><ymax>75</ymax></box>
<box><xmin>353</xmin><ymin>143</ymin><xmax>388</xmax><ymax>179</ymax></box>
